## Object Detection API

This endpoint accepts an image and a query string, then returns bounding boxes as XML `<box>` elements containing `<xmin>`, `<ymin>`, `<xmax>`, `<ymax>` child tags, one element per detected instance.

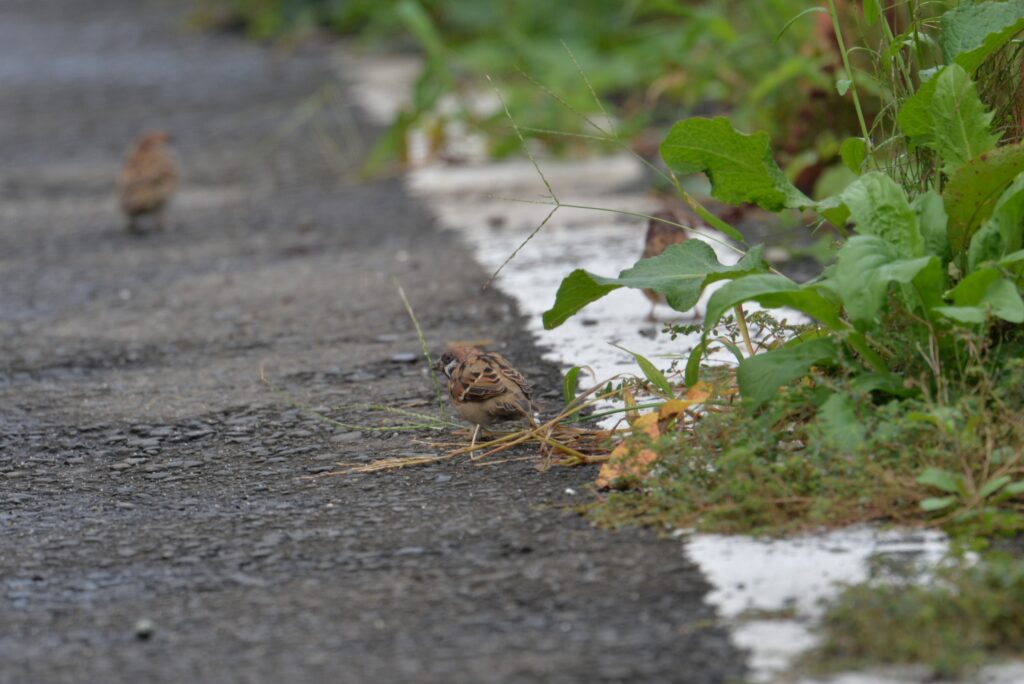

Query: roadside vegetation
<box><xmin>196</xmin><ymin>0</ymin><xmax>1024</xmax><ymax>676</ymax></box>
<box><xmin>194</xmin><ymin>0</ymin><xmax>877</xmax><ymax>186</ymax></box>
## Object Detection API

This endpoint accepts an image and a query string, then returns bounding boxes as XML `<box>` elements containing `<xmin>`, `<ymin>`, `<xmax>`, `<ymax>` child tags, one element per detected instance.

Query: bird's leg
<box><xmin>646</xmin><ymin>302</ymin><xmax>658</xmax><ymax>323</ymax></box>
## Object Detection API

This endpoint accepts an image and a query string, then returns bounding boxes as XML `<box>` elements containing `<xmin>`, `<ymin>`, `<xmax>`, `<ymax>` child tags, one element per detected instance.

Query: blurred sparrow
<box><xmin>118</xmin><ymin>130</ymin><xmax>179</xmax><ymax>233</ymax></box>
<box><xmin>641</xmin><ymin>209</ymin><xmax>691</xmax><ymax>321</ymax></box>
<box><xmin>433</xmin><ymin>346</ymin><xmax>536</xmax><ymax>447</ymax></box>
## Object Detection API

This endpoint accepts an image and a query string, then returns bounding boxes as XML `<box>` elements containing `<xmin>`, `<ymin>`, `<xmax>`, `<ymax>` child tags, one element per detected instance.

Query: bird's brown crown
<box><xmin>136</xmin><ymin>130</ymin><xmax>171</xmax><ymax>149</ymax></box>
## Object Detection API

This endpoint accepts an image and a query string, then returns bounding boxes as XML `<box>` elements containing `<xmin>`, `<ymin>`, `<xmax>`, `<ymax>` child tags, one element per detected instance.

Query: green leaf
<box><xmin>817</xmin><ymin>393</ymin><xmax>866</xmax><ymax>452</ymax></box>
<box><xmin>929</xmin><ymin>64</ymin><xmax>998</xmax><ymax>175</ymax></box>
<box><xmin>920</xmin><ymin>496</ymin><xmax>957</xmax><ymax>512</ymax></box>
<box><xmin>912</xmin><ymin>190</ymin><xmax>949</xmax><ymax>260</ymax></box>
<box><xmin>684</xmin><ymin>338</ymin><xmax>709</xmax><ymax>388</ymax></box>
<box><xmin>1004</xmin><ymin>481</ymin><xmax>1024</xmax><ymax>496</ymax></box>
<box><xmin>932</xmin><ymin>305</ymin><xmax>989</xmax><ymax>324</ymax></box>
<box><xmin>836</xmin><ymin>78</ymin><xmax>851</xmax><ymax>96</ymax></box>
<box><xmin>835</xmin><ymin>236</ymin><xmax>942</xmax><ymax>328</ymax></box>
<box><xmin>849</xmin><ymin>372</ymin><xmax>914</xmax><ymax>398</ymax></box>
<box><xmin>864</xmin><ymin>0</ymin><xmax>882</xmax><ymax>25</ymax></box>
<box><xmin>898</xmin><ymin>73</ymin><xmax>940</xmax><ymax>145</ymax></box>
<box><xmin>917</xmin><ymin>467</ymin><xmax>961</xmax><ymax>494</ymax></box>
<box><xmin>541</xmin><ymin>241</ymin><xmax>767</xmax><ymax>329</ymax></box>
<box><xmin>563</xmin><ymin>366</ymin><xmax>583</xmax><ymax>405</ymax></box>
<box><xmin>1001</xmin><ymin>249</ymin><xmax>1024</xmax><ymax>268</ymax></box>
<box><xmin>775</xmin><ymin>7</ymin><xmax>828</xmax><ymax>42</ymax></box>
<box><xmin>840</xmin><ymin>172</ymin><xmax>924</xmax><ymax>256</ymax></box>
<box><xmin>967</xmin><ymin>221</ymin><xmax>1005</xmax><ymax>274</ymax></box>
<box><xmin>839</xmin><ymin>137</ymin><xmax>868</xmax><ymax>174</ymax></box>
<box><xmin>660</xmin><ymin>117</ymin><xmax>812</xmax><ymax>212</ymax></box>
<box><xmin>736</xmin><ymin>338</ymin><xmax>837</xmax><ymax>409</ymax></box>
<box><xmin>395</xmin><ymin>0</ymin><xmax>447</xmax><ymax>62</ymax></box>
<box><xmin>941</xmin><ymin>0</ymin><xmax>1024</xmax><ymax>73</ymax></box>
<box><xmin>990</xmin><ymin>173</ymin><xmax>1024</xmax><ymax>254</ymax></box>
<box><xmin>542</xmin><ymin>269</ymin><xmax>622</xmax><ymax>330</ymax></box>
<box><xmin>944</xmin><ymin>143</ymin><xmax>1024</xmax><ymax>255</ymax></box>
<box><xmin>935</xmin><ymin>267</ymin><xmax>1024</xmax><ymax>323</ymax></box>
<box><xmin>703</xmin><ymin>274</ymin><xmax>845</xmax><ymax>332</ymax></box>
<box><xmin>612</xmin><ymin>344</ymin><xmax>675</xmax><ymax>398</ymax></box>
<box><xmin>978</xmin><ymin>475</ymin><xmax>1012</xmax><ymax>500</ymax></box>
<box><xmin>815</xmin><ymin>193</ymin><xmax>850</xmax><ymax>230</ymax></box>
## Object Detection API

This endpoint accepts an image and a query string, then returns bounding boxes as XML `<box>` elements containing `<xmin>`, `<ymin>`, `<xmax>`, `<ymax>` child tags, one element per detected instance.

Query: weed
<box><xmin>804</xmin><ymin>553</ymin><xmax>1024</xmax><ymax>678</ymax></box>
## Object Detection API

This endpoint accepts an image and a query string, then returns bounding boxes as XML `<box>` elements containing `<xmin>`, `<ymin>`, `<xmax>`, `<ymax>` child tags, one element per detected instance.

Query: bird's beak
<box><xmin>431</xmin><ymin>358</ymin><xmax>443</xmax><ymax>372</ymax></box>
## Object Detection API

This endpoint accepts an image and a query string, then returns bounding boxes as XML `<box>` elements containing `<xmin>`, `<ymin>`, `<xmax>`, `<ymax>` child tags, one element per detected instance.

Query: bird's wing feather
<box><xmin>452</xmin><ymin>352</ymin><xmax>530</xmax><ymax>403</ymax></box>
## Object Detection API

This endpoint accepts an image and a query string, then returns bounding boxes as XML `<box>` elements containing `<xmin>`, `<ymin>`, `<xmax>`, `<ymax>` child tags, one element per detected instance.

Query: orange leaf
<box><xmin>595</xmin><ymin>448</ymin><xmax>658</xmax><ymax>490</ymax></box>
<box><xmin>658</xmin><ymin>399</ymin><xmax>695</xmax><ymax>421</ymax></box>
<box><xmin>684</xmin><ymin>381</ymin><xmax>714</xmax><ymax>403</ymax></box>
<box><xmin>632</xmin><ymin>412</ymin><xmax>661</xmax><ymax>438</ymax></box>
<box><xmin>623</xmin><ymin>389</ymin><xmax>640</xmax><ymax>422</ymax></box>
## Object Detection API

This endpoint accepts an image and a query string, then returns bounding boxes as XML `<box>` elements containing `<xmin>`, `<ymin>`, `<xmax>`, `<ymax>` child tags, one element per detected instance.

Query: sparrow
<box><xmin>118</xmin><ymin>130</ymin><xmax>179</xmax><ymax>233</ymax></box>
<box><xmin>641</xmin><ymin>209</ymin><xmax>691</xmax><ymax>321</ymax></box>
<box><xmin>433</xmin><ymin>346</ymin><xmax>536</xmax><ymax>447</ymax></box>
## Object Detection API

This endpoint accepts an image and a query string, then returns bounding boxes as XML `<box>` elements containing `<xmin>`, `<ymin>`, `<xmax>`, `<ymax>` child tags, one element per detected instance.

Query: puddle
<box><xmin>685</xmin><ymin>528</ymin><xmax>949</xmax><ymax>683</ymax></box>
<box><xmin>335</xmin><ymin>51</ymin><xmax>1024</xmax><ymax>683</ymax></box>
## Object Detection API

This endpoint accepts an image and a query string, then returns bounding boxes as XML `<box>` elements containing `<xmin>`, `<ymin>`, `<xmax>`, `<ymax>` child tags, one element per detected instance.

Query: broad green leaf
<box><xmin>836</xmin><ymin>78</ymin><xmax>851</xmax><ymax>96</ymax></box>
<box><xmin>917</xmin><ymin>467</ymin><xmax>961</xmax><ymax>494</ymax></box>
<box><xmin>912</xmin><ymin>190</ymin><xmax>949</xmax><ymax>260</ymax></box>
<box><xmin>839</xmin><ymin>137</ymin><xmax>868</xmax><ymax>174</ymax></box>
<box><xmin>994</xmin><ymin>173</ymin><xmax>1024</xmax><ymax>248</ymax></box>
<box><xmin>978</xmin><ymin>474</ymin><xmax>1012</xmax><ymax>500</ymax></box>
<box><xmin>906</xmin><ymin>254</ymin><xmax>947</xmax><ymax>315</ymax></box>
<box><xmin>935</xmin><ymin>267</ymin><xmax>1024</xmax><ymax>323</ymax></box>
<box><xmin>1000</xmin><ymin>249</ymin><xmax>1024</xmax><ymax>267</ymax></box>
<box><xmin>933</xmin><ymin>305</ymin><xmax>991</xmax><ymax>324</ymax></box>
<box><xmin>841</xmin><ymin>172</ymin><xmax>924</xmax><ymax>256</ymax></box>
<box><xmin>815</xmin><ymin>193</ymin><xmax>850</xmax><ymax>230</ymax></box>
<box><xmin>612</xmin><ymin>344</ymin><xmax>675</xmax><ymax>398</ymax></box>
<box><xmin>944</xmin><ymin>143</ymin><xmax>1024</xmax><ymax>254</ymax></box>
<box><xmin>660</xmin><ymin>117</ymin><xmax>812</xmax><ymax>212</ymax></box>
<box><xmin>849</xmin><ymin>372</ymin><xmax>914</xmax><ymax>398</ymax></box>
<box><xmin>941</xmin><ymin>0</ymin><xmax>1024</xmax><ymax>73</ymax></box>
<box><xmin>542</xmin><ymin>241</ymin><xmax>767</xmax><ymax>329</ymax></box>
<box><xmin>817</xmin><ymin>393</ymin><xmax>866</xmax><ymax>452</ymax></box>
<box><xmin>736</xmin><ymin>337</ymin><xmax>837</xmax><ymax>409</ymax></box>
<box><xmin>980</xmin><ymin>172</ymin><xmax>1024</xmax><ymax>260</ymax></box>
<box><xmin>897</xmin><ymin>73</ymin><xmax>940</xmax><ymax>145</ymax></box>
<box><xmin>1005</xmin><ymin>481</ymin><xmax>1024</xmax><ymax>496</ymax></box>
<box><xmin>813</xmin><ymin>165</ymin><xmax>857</xmax><ymax>200</ymax></box>
<box><xmin>835</xmin><ymin>236</ymin><xmax>942</xmax><ymax>328</ymax></box>
<box><xmin>542</xmin><ymin>270</ymin><xmax>621</xmax><ymax>330</ymax></box>
<box><xmin>920</xmin><ymin>496</ymin><xmax>957</xmax><ymax>512</ymax></box>
<box><xmin>620</xmin><ymin>243</ymin><xmax>768</xmax><ymax>312</ymax></box>
<box><xmin>1001</xmin><ymin>248</ymin><xmax>1024</xmax><ymax>283</ymax></box>
<box><xmin>703</xmin><ymin>273</ymin><xmax>844</xmax><ymax>332</ymax></box>
<box><xmin>929</xmin><ymin>64</ymin><xmax>998</xmax><ymax>175</ymax></box>
<box><xmin>967</xmin><ymin>221</ymin><xmax>1005</xmax><ymax>274</ymax></box>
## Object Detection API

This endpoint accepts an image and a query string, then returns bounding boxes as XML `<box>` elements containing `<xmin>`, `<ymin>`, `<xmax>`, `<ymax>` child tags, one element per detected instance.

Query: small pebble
<box><xmin>134</xmin><ymin>618</ymin><xmax>155</xmax><ymax>640</ymax></box>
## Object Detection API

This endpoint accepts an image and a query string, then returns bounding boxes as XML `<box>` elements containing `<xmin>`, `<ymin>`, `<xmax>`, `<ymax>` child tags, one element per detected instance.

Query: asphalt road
<box><xmin>0</xmin><ymin>1</ymin><xmax>746</xmax><ymax>682</ymax></box>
